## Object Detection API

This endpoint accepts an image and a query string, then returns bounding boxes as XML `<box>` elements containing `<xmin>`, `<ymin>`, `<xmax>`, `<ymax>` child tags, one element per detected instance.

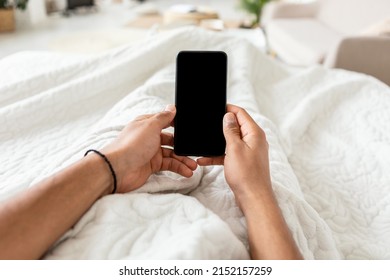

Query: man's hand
<box><xmin>102</xmin><ymin>105</ymin><xmax>197</xmax><ymax>193</ymax></box>
<box><xmin>197</xmin><ymin>104</ymin><xmax>272</xmax><ymax>209</ymax></box>
<box><xmin>198</xmin><ymin>104</ymin><xmax>302</xmax><ymax>259</ymax></box>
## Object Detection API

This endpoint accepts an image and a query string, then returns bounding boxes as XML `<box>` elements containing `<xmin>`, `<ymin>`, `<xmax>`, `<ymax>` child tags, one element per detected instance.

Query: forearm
<box><xmin>241</xmin><ymin>186</ymin><xmax>303</xmax><ymax>260</ymax></box>
<box><xmin>0</xmin><ymin>107</ymin><xmax>191</xmax><ymax>259</ymax></box>
<box><xmin>0</xmin><ymin>154</ymin><xmax>111</xmax><ymax>259</ymax></box>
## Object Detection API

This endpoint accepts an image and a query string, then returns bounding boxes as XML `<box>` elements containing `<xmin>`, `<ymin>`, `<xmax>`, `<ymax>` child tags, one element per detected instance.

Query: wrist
<box><xmin>100</xmin><ymin>147</ymin><xmax>132</xmax><ymax>192</ymax></box>
<box><xmin>83</xmin><ymin>152</ymin><xmax>115</xmax><ymax>197</ymax></box>
<box><xmin>235</xmin><ymin>182</ymin><xmax>276</xmax><ymax>215</ymax></box>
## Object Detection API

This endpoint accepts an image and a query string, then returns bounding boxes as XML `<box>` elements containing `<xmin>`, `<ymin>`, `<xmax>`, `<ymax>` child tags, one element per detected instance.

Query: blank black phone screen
<box><xmin>174</xmin><ymin>51</ymin><xmax>227</xmax><ymax>156</ymax></box>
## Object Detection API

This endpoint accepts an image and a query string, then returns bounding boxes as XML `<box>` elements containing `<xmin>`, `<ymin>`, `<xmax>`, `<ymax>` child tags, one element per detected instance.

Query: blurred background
<box><xmin>0</xmin><ymin>0</ymin><xmax>389</xmax><ymax>84</ymax></box>
<box><xmin>0</xmin><ymin>0</ymin><xmax>310</xmax><ymax>58</ymax></box>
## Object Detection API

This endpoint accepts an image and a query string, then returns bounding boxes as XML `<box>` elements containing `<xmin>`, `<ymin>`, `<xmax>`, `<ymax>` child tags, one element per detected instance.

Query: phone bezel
<box><xmin>173</xmin><ymin>50</ymin><xmax>228</xmax><ymax>157</ymax></box>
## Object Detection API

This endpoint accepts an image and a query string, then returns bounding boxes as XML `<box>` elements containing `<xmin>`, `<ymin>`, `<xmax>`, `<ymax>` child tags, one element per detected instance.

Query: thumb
<box><xmin>153</xmin><ymin>104</ymin><xmax>176</xmax><ymax>129</ymax></box>
<box><xmin>223</xmin><ymin>112</ymin><xmax>241</xmax><ymax>145</ymax></box>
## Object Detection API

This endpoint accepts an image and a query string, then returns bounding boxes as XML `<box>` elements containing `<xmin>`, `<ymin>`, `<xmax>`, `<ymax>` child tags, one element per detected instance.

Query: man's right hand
<box><xmin>197</xmin><ymin>104</ymin><xmax>272</xmax><ymax>210</ymax></box>
<box><xmin>198</xmin><ymin>104</ymin><xmax>303</xmax><ymax>259</ymax></box>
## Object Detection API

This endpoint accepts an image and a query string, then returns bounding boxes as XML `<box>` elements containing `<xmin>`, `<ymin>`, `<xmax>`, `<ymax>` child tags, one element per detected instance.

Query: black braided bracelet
<box><xmin>84</xmin><ymin>149</ymin><xmax>117</xmax><ymax>194</ymax></box>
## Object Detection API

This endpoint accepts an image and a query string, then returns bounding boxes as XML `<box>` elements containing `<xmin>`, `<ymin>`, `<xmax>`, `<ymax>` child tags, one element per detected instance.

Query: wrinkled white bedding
<box><xmin>1</xmin><ymin>28</ymin><xmax>389</xmax><ymax>259</ymax></box>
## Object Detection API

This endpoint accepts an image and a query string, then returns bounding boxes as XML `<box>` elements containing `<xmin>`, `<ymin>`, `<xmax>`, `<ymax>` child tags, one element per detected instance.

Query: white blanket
<box><xmin>1</xmin><ymin>28</ymin><xmax>389</xmax><ymax>259</ymax></box>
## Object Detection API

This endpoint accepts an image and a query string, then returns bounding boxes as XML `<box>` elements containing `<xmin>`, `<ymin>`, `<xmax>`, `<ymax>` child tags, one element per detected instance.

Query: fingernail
<box><xmin>165</xmin><ymin>104</ymin><xmax>176</xmax><ymax>112</ymax></box>
<box><xmin>224</xmin><ymin>113</ymin><xmax>236</xmax><ymax>125</ymax></box>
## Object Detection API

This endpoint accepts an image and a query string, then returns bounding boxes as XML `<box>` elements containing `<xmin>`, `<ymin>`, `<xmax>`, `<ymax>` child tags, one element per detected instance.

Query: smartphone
<box><xmin>174</xmin><ymin>50</ymin><xmax>227</xmax><ymax>156</ymax></box>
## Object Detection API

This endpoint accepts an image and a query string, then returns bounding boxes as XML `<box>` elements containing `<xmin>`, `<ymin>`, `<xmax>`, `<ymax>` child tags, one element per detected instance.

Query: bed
<box><xmin>0</xmin><ymin>27</ymin><xmax>389</xmax><ymax>259</ymax></box>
